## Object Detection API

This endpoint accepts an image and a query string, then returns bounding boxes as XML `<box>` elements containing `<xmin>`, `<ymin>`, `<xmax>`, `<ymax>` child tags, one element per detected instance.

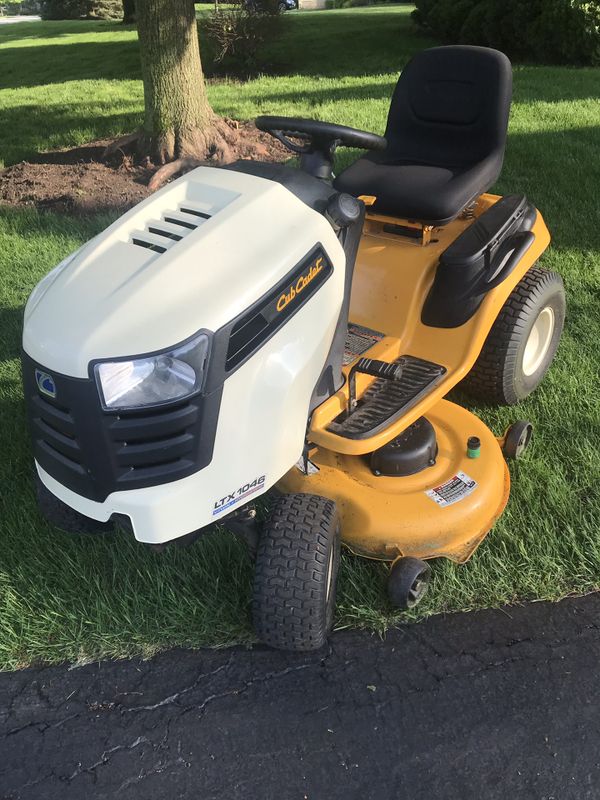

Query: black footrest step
<box><xmin>328</xmin><ymin>356</ymin><xmax>446</xmax><ymax>440</ymax></box>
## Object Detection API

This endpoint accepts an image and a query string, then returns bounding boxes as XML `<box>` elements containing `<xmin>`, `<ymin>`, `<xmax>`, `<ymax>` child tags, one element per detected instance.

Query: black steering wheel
<box><xmin>255</xmin><ymin>115</ymin><xmax>387</xmax><ymax>179</ymax></box>
<box><xmin>256</xmin><ymin>115</ymin><xmax>386</xmax><ymax>154</ymax></box>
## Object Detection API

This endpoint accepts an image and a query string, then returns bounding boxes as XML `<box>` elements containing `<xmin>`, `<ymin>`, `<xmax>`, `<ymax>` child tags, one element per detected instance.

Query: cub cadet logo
<box><xmin>276</xmin><ymin>256</ymin><xmax>325</xmax><ymax>313</ymax></box>
<box><xmin>35</xmin><ymin>369</ymin><xmax>57</xmax><ymax>399</ymax></box>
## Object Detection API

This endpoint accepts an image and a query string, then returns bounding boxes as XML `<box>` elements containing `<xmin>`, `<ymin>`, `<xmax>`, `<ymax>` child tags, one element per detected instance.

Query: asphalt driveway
<box><xmin>3</xmin><ymin>594</ymin><xmax>600</xmax><ymax>799</ymax></box>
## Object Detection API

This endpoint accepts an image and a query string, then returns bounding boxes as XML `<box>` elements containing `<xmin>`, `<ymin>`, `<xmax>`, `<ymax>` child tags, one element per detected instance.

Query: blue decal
<box><xmin>212</xmin><ymin>476</ymin><xmax>266</xmax><ymax>516</ymax></box>
<box><xmin>35</xmin><ymin>369</ymin><xmax>57</xmax><ymax>399</ymax></box>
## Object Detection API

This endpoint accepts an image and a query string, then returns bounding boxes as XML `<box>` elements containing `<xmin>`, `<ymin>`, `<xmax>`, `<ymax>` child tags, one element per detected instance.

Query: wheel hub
<box><xmin>523</xmin><ymin>306</ymin><xmax>555</xmax><ymax>376</ymax></box>
<box><xmin>408</xmin><ymin>577</ymin><xmax>427</xmax><ymax>607</ymax></box>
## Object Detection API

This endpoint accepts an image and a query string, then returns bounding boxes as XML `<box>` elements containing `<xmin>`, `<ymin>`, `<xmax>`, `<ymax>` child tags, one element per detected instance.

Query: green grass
<box><xmin>1</xmin><ymin>5</ymin><xmax>599</xmax><ymax>669</ymax></box>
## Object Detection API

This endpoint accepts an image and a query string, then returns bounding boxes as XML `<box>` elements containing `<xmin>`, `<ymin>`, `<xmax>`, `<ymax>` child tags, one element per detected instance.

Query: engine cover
<box><xmin>23</xmin><ymin>166</ymin><xmax>347</xmax><ymax>542</ymax></box>
<box><xmin>23</xmin><ymin>165</ymin><xmax>345</xmax><ymax>377</ymax></box>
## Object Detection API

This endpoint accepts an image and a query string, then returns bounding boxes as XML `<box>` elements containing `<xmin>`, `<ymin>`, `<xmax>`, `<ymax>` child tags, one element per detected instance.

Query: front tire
<box><xmin>462</xmin><ymin>267</ymin><xmax>566</xmax><ymax>405</ymax></box>
<box><xmin>252</xmin><ymin>493</ymin><xmax>340</xmax><ymax>652</ymax></box>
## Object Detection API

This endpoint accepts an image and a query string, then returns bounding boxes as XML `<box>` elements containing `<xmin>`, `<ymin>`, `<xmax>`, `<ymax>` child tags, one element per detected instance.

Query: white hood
<box><xmin>23</xmin><ymin>166</ymin><xmax>343</xmax><ymax>378</ymax></box>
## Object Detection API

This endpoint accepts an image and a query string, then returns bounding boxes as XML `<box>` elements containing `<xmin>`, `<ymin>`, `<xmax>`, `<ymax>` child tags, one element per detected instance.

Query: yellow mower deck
<box><xmin>280</xmin><ymin>400</ymin><xmax>510</xmax><ymax>563</ymax></box>
<box><xmin>278</xmin><ymin>193</ymin><xmax>550</xmax><ymax>563</ymax></box>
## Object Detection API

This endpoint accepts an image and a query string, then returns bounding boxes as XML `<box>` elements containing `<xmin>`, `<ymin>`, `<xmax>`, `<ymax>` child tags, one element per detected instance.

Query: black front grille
<box><xmin>22</xmin><ymin>352</ymin><xmax>222</xmax><ymax>502</ymax></box>
<box><xmin>30</xmin><ymin>393</ymin><xmax>86</xmax><ymax>479</ymax></box>
<box><xmin>108</xmin><ymin>403</ymin><xmax>200</xmax><ymax>487</ymax></box>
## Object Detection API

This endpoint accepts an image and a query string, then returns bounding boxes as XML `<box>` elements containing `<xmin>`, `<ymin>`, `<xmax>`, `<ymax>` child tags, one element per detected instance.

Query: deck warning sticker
<box><xmin>343</xmin><ymin>322</ymin><xmax>385</xmax><ymax>365</ymax></box>
<box><xmin>425</xmin><ymin>471</ymin><xmax>477</xmax><ymax>508</ymax></box>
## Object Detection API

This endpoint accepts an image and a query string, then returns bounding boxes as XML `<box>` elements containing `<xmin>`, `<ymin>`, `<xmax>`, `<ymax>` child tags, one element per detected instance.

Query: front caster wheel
<box><xmin>388</xmin><ymin>557</ymin><xmax>431</xmax><ymax>610</ymax></box>
<box><xmin>503</xmin><ymin>420</ymin><xmax>533</xmax><ymax>459</ymax></box>
<box><xmin>252</xmin><ymin>493</ymin><xmax>340</xmax><ymax>652</ymax></box>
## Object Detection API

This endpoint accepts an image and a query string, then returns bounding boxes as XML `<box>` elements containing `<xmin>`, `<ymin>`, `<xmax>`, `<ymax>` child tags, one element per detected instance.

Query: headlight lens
<box><xmin>95</xmin><ymin>333</ymin><xmax>210</xmax><ymax>411</ymax></box>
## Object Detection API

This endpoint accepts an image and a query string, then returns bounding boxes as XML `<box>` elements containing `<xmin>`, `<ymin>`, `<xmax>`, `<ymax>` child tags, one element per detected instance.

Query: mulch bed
<box><xmin>0</xmin><ymin>120</ymin><xmax>289</xmax><ymax>214</ymax></box>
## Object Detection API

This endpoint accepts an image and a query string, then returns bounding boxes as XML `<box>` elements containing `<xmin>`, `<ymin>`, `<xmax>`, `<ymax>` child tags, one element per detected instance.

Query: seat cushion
<box><xmin>333</xmin><ymin>46</ymin><xmax>512</xmax><ymax>225</ymax></box>
<box><xmin>334</xmin><ymin>152</ymin><xmax>501</xmax><ymax>226</ymax></box>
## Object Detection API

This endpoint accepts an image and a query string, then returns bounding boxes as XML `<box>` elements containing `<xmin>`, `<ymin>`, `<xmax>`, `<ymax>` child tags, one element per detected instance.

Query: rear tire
<box><xmin>252</xmin><ymin>493</ymin><xmax>340</xmax><ymax>652</ymax></box>
<box><xmin>35</xmin><ymin>473</ymin><xmax>114</xmax><ymax>535</ymax></box>
<box><xmin>462</xmin><ymin>267</ymin><xmax>565</xmax><ymax>405</ymax></box>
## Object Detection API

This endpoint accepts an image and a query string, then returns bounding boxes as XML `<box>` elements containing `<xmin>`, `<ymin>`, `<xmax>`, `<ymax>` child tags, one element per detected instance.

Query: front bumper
<box><xmin>37</xmin><ymin>461</ymin><xmax>220</xmax><ymax>544</ymax></box>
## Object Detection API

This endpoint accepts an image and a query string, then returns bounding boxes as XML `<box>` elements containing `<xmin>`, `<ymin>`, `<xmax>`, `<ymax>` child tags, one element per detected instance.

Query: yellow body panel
<box><xmin>279</xmin><ymin>399</ymin><xmax>510</xmax><ymax>563</ymax></box>
<box><xmin>279</xmin><ymin>193</ymin><xmax>550</xmax><ymax>563</ymax></box>
<box><xmin>310</xmin><ymin>194</ymin><xmax>551</xmax><ymax>455</ymax></box>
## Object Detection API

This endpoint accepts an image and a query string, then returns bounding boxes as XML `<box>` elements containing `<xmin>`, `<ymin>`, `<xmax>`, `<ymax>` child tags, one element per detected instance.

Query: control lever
<box><xmin>347</xmin><ymin>357</ymin><xmax>404</xmax><ymax>416</ymax></box>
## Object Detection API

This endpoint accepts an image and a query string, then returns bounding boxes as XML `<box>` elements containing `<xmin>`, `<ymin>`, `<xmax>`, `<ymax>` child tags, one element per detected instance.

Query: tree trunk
<box><xmin>122</xmin><ymin>0</ymin><xmax>136</xmax><ymax>23</ymax></box>
<box><xmin>135</xmin><ymin>0</ymin><xmax>231</xmax><ymax>164</ymax></box>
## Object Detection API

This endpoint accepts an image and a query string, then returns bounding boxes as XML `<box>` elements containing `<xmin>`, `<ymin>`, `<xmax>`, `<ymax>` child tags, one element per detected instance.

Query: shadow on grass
<box><xmin>0</xmin><ymin>306</ymin><xmax>24</xmax><ymax>363</ymax></box>
<box><xmin>1</xmin><ymin>8</ymin><xmax>433</xmax><ymax>91</ymax></box>
<box><xmin>0</xmin><ymin>18</ymin><xmax>125</xmax><ymax>45</ymax></box>
<box><xmin>1</xmin><ymin>38</ymin><xmax>142</xmax><ymax>89</ymax></box>
<box><xmin>260</xmin><ymin>8</ymin><xmax>436</xmax><ymax>78</ymax></box>
<box><xmin>513</xmin><ymin>67</ymin><xmax>600</xmax><ymax>105</ymax></box>
<box><xmin>3</xmin><ymin>8</ymin><xmax>600</xmax><ymax>97</ymax></box>
<box><xmin>0</xmin><ymin>105</ymin><xmax>142</xmax><ymax>165</ymax></box>
<box><xmin>236</xmin><ymin>78</ymin><xmax>397</xmax><ymax>108</ymax></box>
<box><xmin>499</xmin><ymin>126</ymin><xmax>600</xmax><ymax>251</ymax></box>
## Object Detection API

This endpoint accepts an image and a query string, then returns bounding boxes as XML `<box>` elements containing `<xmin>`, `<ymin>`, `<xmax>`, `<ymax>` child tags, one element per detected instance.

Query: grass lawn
<box><xmin>1</xmin><ymin>5</ymin><xmax>599</xmax><ymax>669</ymax></box>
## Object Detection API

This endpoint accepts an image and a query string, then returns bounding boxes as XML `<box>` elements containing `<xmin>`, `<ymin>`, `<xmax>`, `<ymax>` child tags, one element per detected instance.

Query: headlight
<box><xmin>94</xmin><ymin>332</ymin><xmax>210</xmax><ymax>411</ymax></box>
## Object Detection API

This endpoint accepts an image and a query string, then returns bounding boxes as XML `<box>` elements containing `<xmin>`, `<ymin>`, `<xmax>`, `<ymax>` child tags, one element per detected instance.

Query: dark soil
<box><xmin>0</xmin><ymin>120</ymin><xmax>289</xmax><ymax>215</ymax></box>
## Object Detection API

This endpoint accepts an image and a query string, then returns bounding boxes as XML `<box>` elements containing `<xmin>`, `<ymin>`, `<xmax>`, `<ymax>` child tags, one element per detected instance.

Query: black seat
<box><xmin>334</xmin><ymin>46</ymin><xmax>513</xmax><ymax>226</ymax></box>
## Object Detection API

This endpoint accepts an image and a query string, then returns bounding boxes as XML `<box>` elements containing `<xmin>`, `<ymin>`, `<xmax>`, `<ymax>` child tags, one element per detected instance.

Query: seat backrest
<box><xmin>384</xmin><ymin>46</ymin><xmax>512</xmax><ymax>169</ymax></box>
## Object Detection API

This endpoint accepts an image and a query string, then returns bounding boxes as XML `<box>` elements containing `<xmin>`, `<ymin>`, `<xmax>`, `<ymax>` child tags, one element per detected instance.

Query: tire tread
<box><xmin>252</xmin><ymin>493</ymin><xmax>339</xmax><ymax>652</ymax></box>
<box><xmin>461</xmin><ymin>267</ymin><xmax>565</xmax><ymax>405</ymax></box>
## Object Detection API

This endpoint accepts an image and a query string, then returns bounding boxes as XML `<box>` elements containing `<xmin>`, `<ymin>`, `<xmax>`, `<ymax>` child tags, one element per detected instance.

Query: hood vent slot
<box><xmin>147</xmin><ymin>226</ymin><xmax>183</xmax><ymax>242</ymax></box>
<box><xmin>130</xmin><ymin>203</ymin><xmax>213</xmax><ymax>255</ymax></box>
<box><xmin>131</xmin><ymin>237</ymin><xmax>168</xmax><ymax>254</ymax></box>
<box><xmin>180</xmin><ymin>206</ymin><xmax>211</xmax><ymax>219</ymax></box>
<box><xmin>163</xmin><ymin>215</ymin><xmax>198</xmax><ymax>230</ymax></box>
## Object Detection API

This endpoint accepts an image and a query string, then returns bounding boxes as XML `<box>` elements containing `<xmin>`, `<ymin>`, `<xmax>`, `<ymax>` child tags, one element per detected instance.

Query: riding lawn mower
<box><xmin>22</xmin><ymin>46</ymin><xmax>566</xmax><ymax>651</ymax></box>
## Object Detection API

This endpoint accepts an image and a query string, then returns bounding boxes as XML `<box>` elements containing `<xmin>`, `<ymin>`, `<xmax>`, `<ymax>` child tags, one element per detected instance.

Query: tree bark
<box><xmin>122</xmin><ymin>0</ymin><xmax>136</xmax><ymax>23</ymax></box>
<box><xmin>135</xmin><ymin>0</ymin><xmax>231</xmax><ymax>164</ymax></box>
